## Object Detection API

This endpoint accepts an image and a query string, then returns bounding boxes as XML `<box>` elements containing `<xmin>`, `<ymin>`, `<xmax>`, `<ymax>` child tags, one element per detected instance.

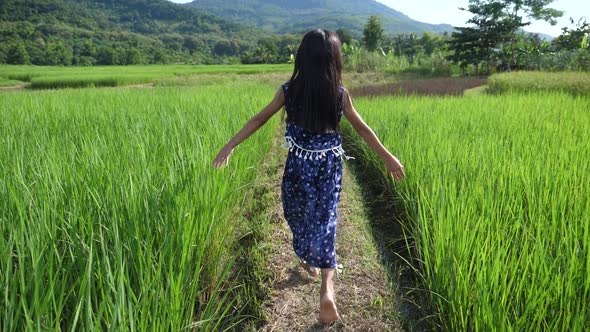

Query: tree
<box><xmin>26</xmin><ymin>38</ymin><xmax>47</xmax><ymax>65</ymax></box>
<box><xmin>97</xmin><ymin>46</ymin><xmax>117</xmax><ymax>65</ymax></box>
<box><xmin>336</xmin><ymin>28</ymin><xmax>353</xmax><ymax>46</ymax></box>
<box><xmin>420</xmin><ymin>32</ymin><xmax>445</xmax><ymax>56</ymax></box>
<box><xmin>126</xmin><ymin>47</ymin><xmax>143</xmax><ymax>65</ymax></box>
<box><xmin>501</xmin><ymin>0</ymin><xmax>563</xmax><ymax>26</ymax></box>
<box><xmin>161</xmin><ymin>34</ymin><xmax>183</xmax><ymax>52</ymax></box>
<box><xmin>448</xmin><ymin>0</ymin><xmax>563</xmax><ymax>72</ymax></box>
<box><xmin>363</xmin><ymin>16</ymin><xmax>384</xmax><ymax>52</ymax></box>
<box><xmin>553</xmin><ymin>17</ymin><xmax>590</xmax><ymax>51</ymax></box>
<box><xmin>183</xmin><ymin>36</ymin><xmax>203</xmax><ymax>54</ymax></box>
<box><xmin>498</xmin><ymin>0</ymin><xmax>563</xmax><ymax>69</ymax></box>
<box><xmin>447</xmin><ymin>1</ymin><xmax>513</xmax><ymax>73</ymax></box>
<box><xmin>6</xmin><ymin>42</ymin><xmax>30</xmax><ymax>64</ymax></box>
<box><xmin>390</xmin><ymin>33</ymin><xmax>422</xmax><ymax>63</ymax></box>
<box><xmin>213</xmin><ymin>40</ymin><xmax>239</xmax><ymax>56</ymax></box>
<box><xmin>46</xmin><ymin>42</ymin><xmax>73</xmax><ymax>66</ymax></box>
<box><xmin>113</xmin><ymin>46</ymin><xmax>127</xmax><ymax>65</ymax></box>
<box><xmin>0</xmin><ymin>44</ymin><xmax>7</xmax><ymax>63</ymax></box>
<box><xmin>79</xmin><ymin>39</ymin><xmax>97</xmax><ymax>58</ymax></box>
<box><xmin>257</xmin><ymin>38</ymin><xmax>279</xmax><ymax>59</ymax></box>
<box><xmin>151</xmin><ymin>47</ymin><xmax>170</xmax><ymax>64</ymax></box>
<box><xmin>241</xmin><ymin>45</ymin><xmax>276</xmax><ymax>64</ymax></box>
<box><xmin>15</xmin><ymin>22</ymin><xmax>35</xmax><ymax>39</ymax></box>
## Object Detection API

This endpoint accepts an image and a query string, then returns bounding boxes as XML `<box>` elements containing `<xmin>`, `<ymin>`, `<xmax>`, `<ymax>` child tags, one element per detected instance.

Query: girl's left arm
<box><xmin>213</xmin><ymin>87</ymin><xmax>285</xmax><ymax>169</ymax></box>
<box><xmin>342</xmin><ymin>89</ymin><xmax>406</xmax><ymax>181</ymax></box>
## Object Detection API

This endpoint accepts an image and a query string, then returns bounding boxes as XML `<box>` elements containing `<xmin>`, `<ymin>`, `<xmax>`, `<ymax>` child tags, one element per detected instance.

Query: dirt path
<box><xmin>349</xmin><ymin>77</ymin><xmax>488</xmax><ymax>97</ymax></box>
<box><xmin>252</xmin><ymin>125</ymin><xmax>402</xmax><ymax>331</ymax></box>
<box><xmin>0</xmin><ymin>82</ymin><xmax>154</xmax><ymax>92</ymax></box>
<box><xmin>116</xmin><ymin>83</ymin><xmax>154</xmax><ymax>89</ymax></box>
<box><xmin>0</xmin><ymin>82</ymin><xmax>30</xmax><ymax>91</ymax></box>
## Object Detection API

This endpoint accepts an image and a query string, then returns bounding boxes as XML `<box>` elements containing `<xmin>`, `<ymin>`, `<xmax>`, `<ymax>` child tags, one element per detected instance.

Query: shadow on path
<box><xmin>342</xmin><ymin>129</ymin><xmax>439</xmax><ymax>332</ymax></box>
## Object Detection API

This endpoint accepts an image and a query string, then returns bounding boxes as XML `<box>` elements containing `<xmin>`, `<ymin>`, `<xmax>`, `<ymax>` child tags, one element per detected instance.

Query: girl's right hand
<box><xmin>213</xmin><ymin>145</ymin><xmax>234</xmax><ymax>169</ymax></box>
<box><xmin>385</xmin><ymin>155</ymin><xmax>406</xmax><ymax>181</ymax></box>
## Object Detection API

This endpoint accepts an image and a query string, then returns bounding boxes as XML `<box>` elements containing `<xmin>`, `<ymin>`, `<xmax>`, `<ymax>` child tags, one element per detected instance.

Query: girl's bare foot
<box><xmin>319</xmin><ymin>290</ymin><xmax>340</xmax><ymax>324</ymax></box>
<box><xmin>300</xmin><ymin>261</ymin><xmax>320</xmax><ymax>278</ymax></box>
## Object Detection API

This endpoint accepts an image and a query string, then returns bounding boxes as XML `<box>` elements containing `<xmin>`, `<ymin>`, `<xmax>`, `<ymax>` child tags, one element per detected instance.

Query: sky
<box><xmin>170</xmin><ymin>0</ymin><xmax>589</xmax><ymax>37</ymax></box>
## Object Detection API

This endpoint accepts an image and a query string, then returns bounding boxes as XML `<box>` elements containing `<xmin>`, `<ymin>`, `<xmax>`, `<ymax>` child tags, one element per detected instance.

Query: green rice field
<box><xmin>488</xmin><ymin>71</ymin><xmax>590</xmax><ymax>96</ymax></box>
<box><xmin>1</xmin><ymin>66</ymin><xmax>589</xmax><ymax>330</ymax></box>
<box><xmin>0</xmin><ymin>64</ymin><xmax>292</xmax><ymax>89</ymax></box>
<box><xmin>349</xmin><ymin>92</ymin><xmax>590</xmax><ymax>330</ymax></box>
<box><xmin>0</xmin><ymin>82</ymin><xmax>277</xmax><ymax>330</ymax></box>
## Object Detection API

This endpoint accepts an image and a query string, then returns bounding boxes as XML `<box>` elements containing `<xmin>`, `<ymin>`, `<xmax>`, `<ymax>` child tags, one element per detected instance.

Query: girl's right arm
<box><xmin>213</xmin><ymin>87</ymin><xmax>285</xmax><ymax>169</ymax></box>
<box><xmin>342</xmin><ymin>89</ymin><xmax>406</xmax><ymax>181</ymax></box>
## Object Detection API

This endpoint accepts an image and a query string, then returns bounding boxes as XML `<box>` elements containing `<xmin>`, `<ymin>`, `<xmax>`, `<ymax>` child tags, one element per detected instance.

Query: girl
<box><xmin>213</xmin><ymin>29</ymin><xmax>405</xmax><ymax>324</ymax></box>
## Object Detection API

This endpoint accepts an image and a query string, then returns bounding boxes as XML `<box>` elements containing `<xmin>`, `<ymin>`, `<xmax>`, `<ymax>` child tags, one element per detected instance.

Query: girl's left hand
<box><xmin>213</xmin><ymin>145</ymin><xmax>234</xmax><ymax>169</ymax></box>
<box><xmin>385</xmin><ymin>155</ymin><xmax>406</xmax><ymax>181</ymax></box>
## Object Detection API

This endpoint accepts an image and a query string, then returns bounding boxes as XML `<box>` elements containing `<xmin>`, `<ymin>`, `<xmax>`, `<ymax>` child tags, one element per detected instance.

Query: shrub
<box><xmin>488</xmin><ymin>71</ymin><xmax>590</xmax><ymax>96</ymax></box>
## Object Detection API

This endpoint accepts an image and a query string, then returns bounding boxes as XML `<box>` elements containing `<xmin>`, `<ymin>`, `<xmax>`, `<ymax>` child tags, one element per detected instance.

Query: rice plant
<box><xmin>348</xmin><ymin>92</ymin><xmax>590</xmax><ymax>331</ymax></box>
<box><xmin>0</xmin><ymin>82</ymin><xmax>277</xmax><ymax>330</ymax></box>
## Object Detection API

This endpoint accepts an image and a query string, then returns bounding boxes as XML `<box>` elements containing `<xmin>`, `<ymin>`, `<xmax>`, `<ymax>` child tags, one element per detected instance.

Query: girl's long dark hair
<box><xmin>285</xmin><ymin>29</ymin><xmax>343</xmax><ymax>133</ymax></box>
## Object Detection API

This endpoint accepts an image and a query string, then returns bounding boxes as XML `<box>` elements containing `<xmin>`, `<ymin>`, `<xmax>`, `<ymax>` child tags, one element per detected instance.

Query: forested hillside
<box><xmin>0</xmin><ymin>0</ymin><xmax>456</xmax><ymax>66</ymax></box>
<box><xmin>0</xmin><ymin>0</ymin><xmax>263</xmax><ymax>65</ymax></box>
<box><xmin>187</xmin><ymin>0</ymin><xmax>453</xmax><ymax>35</ymax></box>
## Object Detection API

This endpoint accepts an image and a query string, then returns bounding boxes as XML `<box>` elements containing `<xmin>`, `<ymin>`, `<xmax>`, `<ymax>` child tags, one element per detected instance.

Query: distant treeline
<box><xmin>1</xmin><ymin>0</ymin><xmax>588</xmax><ymax>74</ymax></box>
<box><xmin>0</xmin><ymin>23</ymin><xmax>301</xmax><ymax>66</ymax></box>
<box><xmin>0</xmin><ymin>0</ymin><xmax>282</xmax><ymax>65</ymax></box>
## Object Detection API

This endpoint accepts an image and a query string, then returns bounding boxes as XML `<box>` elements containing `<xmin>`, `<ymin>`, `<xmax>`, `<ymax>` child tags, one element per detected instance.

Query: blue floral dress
<box><xmin>280</xmin><ymin>83</ymin><xmax>352</xmax><ymax>269</ymax></box>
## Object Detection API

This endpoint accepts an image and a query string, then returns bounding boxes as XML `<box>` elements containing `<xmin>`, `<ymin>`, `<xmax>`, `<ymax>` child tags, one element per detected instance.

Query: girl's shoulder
<box><xmin>339</xmin><ymin>85</ymin><xmax>349</xmax><ymax>101</ymax></box>
<box><xmin>281</xmin><ymin>81</ymin><xmax>290</xmax><ymax>92</ymax></box>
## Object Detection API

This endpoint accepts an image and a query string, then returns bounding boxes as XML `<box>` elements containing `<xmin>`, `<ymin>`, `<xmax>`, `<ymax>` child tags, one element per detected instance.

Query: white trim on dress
<box><xmin>283</xmin><ymin>136</ymin><xmax>355</xmax><ymax>161</ymax></box>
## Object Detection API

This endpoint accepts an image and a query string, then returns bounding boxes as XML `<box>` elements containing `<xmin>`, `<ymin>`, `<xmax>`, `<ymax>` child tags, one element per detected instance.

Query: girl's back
<box><xmin>213</xmin><ymin>28</ymin><xmax>405</xmax><ymax>325</ymax></box>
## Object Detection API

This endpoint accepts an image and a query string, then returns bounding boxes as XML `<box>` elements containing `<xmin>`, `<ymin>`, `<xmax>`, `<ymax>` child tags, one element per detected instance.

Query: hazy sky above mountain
<box><xmin>170</xmin><ymin>0</ymin><xmax>588</xmax><ymax>37</ymax></box>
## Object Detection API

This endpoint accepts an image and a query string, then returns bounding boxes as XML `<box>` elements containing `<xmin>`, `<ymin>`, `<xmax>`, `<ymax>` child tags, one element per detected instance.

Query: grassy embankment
<box><xmin>0</xmin><ymin>77</ymin><xmax>22</xmax><ymax>87</ymax></box>
<box><xmin>489</xmin><ymin>71</ymin><xmax>590</xmax><ymax>96</ymax></box>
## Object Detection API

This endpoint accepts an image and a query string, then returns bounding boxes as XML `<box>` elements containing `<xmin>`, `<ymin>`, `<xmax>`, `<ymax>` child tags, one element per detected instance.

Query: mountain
<box><xmin>0</xmin><ymin>0</ymin><xmax>262</xmax><ymax>65</ymax></box>
<box><xmin>535</xmin><ymin>32</ymin><xmax>554</xmax><ymax>41</ymax></box>
<box><xmin>185</xmin><ymin>0</ymin><xmax>454</xmax><ymax>35</ymax></box>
